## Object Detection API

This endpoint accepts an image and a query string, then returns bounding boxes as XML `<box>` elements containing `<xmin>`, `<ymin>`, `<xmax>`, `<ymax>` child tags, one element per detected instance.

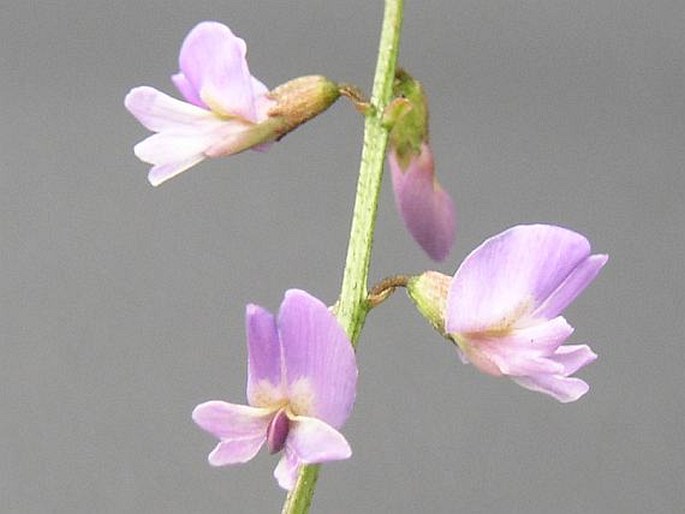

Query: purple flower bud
<box><xmin>387</xmin><ymin>69</ymin><xmax>456</xmax><ymax>261</ymax></box>
<box><xmin>389</xmin><ymin>143</ymin><xmax>456</xmax><ymax>261</ymax></box>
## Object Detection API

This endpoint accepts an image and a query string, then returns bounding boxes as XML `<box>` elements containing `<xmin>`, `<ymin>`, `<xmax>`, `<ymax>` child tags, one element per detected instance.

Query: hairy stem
<box><xmin>280</xmin><ymin>1</ymin><xmax>404</xmax><ymax>513</ymax></box>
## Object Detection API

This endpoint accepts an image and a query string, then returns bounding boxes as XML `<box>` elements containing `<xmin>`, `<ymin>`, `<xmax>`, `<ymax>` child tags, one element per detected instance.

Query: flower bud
<box><xmin>386</xmin><ymin>69</ymin><xmax>456</xmax><ymax>261</ymax></box>
<box><xmin>406</xmin><ymin>271</ymin><xmax>451</xmax><ymax>336</ymax></box>
<box><xmin>266</xmin><ymin>75</ymin><xmax>341</xmax><ymax>139</ymax></box>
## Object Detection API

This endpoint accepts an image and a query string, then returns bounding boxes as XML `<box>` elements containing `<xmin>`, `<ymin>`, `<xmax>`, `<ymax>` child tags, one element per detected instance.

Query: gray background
<box><xmin>3</xmin><ymin>1</ymin><xmax>683</xmax><ymax>513</ymax></box>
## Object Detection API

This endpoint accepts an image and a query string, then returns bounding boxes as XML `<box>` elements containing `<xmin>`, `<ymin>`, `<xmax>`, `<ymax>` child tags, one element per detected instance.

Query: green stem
<box><xmin>335</xmin><ymin>0</ymin><xmax>404</xmax><ymax>345</ymax></box>
<box><xmin>280</xmin><ymin>1</ymin><xmax>404</xmax><ymax>513</ymax></box>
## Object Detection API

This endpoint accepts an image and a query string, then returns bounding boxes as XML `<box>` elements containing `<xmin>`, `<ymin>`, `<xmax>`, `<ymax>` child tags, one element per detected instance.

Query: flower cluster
<box><xmin>126</xmin><ymin>19</ymin><xmax>608</xmax><ymax>498</ymax></box>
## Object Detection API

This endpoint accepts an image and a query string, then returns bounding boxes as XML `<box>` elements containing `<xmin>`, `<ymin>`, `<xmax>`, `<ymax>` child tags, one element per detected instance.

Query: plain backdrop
<box><xmin>2</xmin><ymin>1</ymin><xmax>684</xmax><ymax>513</ymax></box>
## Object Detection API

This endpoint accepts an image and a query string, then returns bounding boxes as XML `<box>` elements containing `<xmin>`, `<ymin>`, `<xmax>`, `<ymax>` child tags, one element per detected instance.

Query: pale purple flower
<box><xmin>389</xmin><ymin>143</ymin><xmax>456</xmax><ymax>262</ymax></box>
<box><xmin>445</xmin><ymin>224</ymin><xmax>607</xmax><ymax>402</ymax></box>
<box><xmin>193</xmin><ymin>289</ymin><xmax>357</xmax><ymax>490</ymax></box>
<box><xmin>125</xmin><ymin>21</ymin><xmax>276</xmax><ymax>186</ymax></box>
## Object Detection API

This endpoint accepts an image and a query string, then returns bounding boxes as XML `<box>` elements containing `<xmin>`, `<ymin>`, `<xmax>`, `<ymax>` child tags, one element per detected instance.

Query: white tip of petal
<box><xmin>287</xmin><ymin>416</ymin><xmax>353</xmax><ymax>464</ymax></box>
<box><xmin>512</xmin><ymin>375</ymin><xmax>591</xmax><ymax>403</ymax></box>
<box><xmin>147</xmin><ymin>154</ymin><xmax>206</xmax><ymax>186</ymax></box>
<box><xmin>273</xmin><ymin>450</ymin><xmax>301</xmax><ymax>491</ymax></box>
<box><xmin>207</xmin><ymin>437</ymin><xmax>265</xmax><ymax>466</ymax></box>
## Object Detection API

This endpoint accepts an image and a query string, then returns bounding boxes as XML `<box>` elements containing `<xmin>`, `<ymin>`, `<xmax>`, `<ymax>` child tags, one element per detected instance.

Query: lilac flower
<box><xmin>125</xmin><ymin>22</ymin><xmax>274</xmax><ymax>186</ymax></box>
<box><xmin>192</xmin><ymin>289</ymin><xmax>357</xmax><ymax>490</ymax></box>
<box><xmin>446</xmin><ymin>225</ymin><xmax>607</xmax><ymax>402</ymax></box>
<box><xmin>125</xmin><ymin>22</ymin><xmax>339</xmax><ymax>186</ymax></box>
<box><xmin>389</xmin><ymin>143</ymin><xmax>456</xmax><ymax>262</ymax></box>
<box><xmin>408</xmin><ymin>224</ymin><xmax>607</xmax><ymax>402</ymax></box>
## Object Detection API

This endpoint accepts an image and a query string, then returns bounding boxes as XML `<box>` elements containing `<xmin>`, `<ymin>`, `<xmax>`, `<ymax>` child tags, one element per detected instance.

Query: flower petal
<box><xmin>133</xmin><ymin>131</ymin><xmax>213</xmax><ymax>166</ymax></box>
<box><xmin>250</xmin><ymin>76</ymin><xmax>269</xmax><ymax>99</ymax></box>
<box><xmin>245</xmin><ymin>304</ymin><xmax>284</xmax><ymax>407</ymax></box>
<box><xmin>192</xmin><ymin>401</ymin><xmax>272</xmax><ymax>439</ymax></box>
<box><xmin>548</xmin><ymin>344</ymin><xmax>598</xmax><ymax>376</ymax></box>
<box><xmin>512</xmin><ymin>375</ymin><xmax>591</xmax><ymax>403</ymax></box>
<box><xmin>125</xmin><ymin>86</ymin><xmax>251</xmax><ymax>185</ymax></box>
<box><xmin>475</xmin><ymin>316</ymin><xmax>574</xmax><ymax>368</ymax></box>
<box><xmin>171</xmin><ymin>72</ymin><xmax>203</xmax><ymax>108</ymax></box>
<box><xmin>277</xmin><ymin>290</ymin><xmax>357</xmax><ymax>429</ymax></box>
<box><xmin>273</xmin><ymin>448</ymin><xmax>301</xmax><ymax>491</ymax></box>
<box><xmin>124</xmin><ymin>86</ymin><xmax>215</xmax><ymax>133</ymax></box>
<box><xmin>177</xmin><ymin>21</ymin><xmax>263</xmax><ymax>121</ymax></box>
<box><xmin>447</xmin><ymin>225</ymin><xmax>594</xmax><ymax>334</ymax></box>
<box><xmin>133</xmin><ymin>132</ymin><xmax>213</xmax><ymax>186</ymax></box>
<box><xmin>250</xmin><ymin>77</ymin><xmax>273</xmax><ymax>122</ymax></box>
<box><xmin>147</xmin><ymin>156</ymin><xmax>207</xmax><ymax>186</ymax></box>
<box><xmin>533</xmin><ymin>254</ymin><xmax>608</xmax><ymax>320</ymax></box>
<box><xmin>206</xmin><ymin>436</ymin><xmax>265</xmax><ymax>466</ymax></box>
<box><xmin>454</xmin><ymin>316</ymin><xmax>574</xmax><ymax>377</ymax></box>
<box><xmin>287</xmin><ymin>416</ymin><xmax>352</xmax><ymax>463</ymax></box>
<box><xmin>389</xmin><ymin>145</ymin><xmax>456</xmax><ymax>262</ymax></box>
<box><xmin>202</xmin><ymin>120</ymin><xmax>270</xmax><ymax>158</ymax></box>
<box><xmin>495</xmin><ymin>355</ymin><xmax>564</xmax><ymax>377</ymax></box>
<box><xmin>132</xmin><ymin>117</ymin><xmax>258</xmax><ymax>186</ymax></box>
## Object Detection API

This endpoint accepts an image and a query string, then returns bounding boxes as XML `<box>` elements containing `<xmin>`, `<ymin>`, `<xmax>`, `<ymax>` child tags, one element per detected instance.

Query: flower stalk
<box><xmin>367</xmin><ymin>275</ymin><xmax>410</xmax><ymax>308</ymax></box>
<box><xmin>280</xmin><ymin>0</ymin><xmax>404</xmax><ymax>512</ymax></box>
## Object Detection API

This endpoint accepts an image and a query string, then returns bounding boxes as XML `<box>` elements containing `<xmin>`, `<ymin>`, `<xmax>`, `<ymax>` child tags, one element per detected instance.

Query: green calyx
<box><xmin>406</xmin><ymin>271</ymin><xmax>451</xmax><ymax>336</ymax></box>
<box><xmin>386</xmin><ymin>68</ymin><xmax>429</xmax><ymax>167</ymax></box>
